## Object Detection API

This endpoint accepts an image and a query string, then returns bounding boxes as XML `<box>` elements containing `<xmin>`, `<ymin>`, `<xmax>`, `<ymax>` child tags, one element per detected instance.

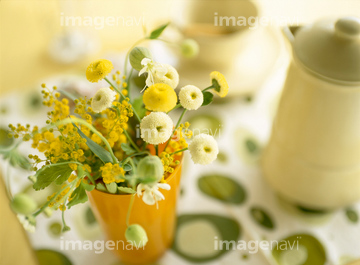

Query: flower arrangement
<box><xmin>3</xmin><ymin>23</ymin><xmax>228</xmax><ymax>247</ymax></box>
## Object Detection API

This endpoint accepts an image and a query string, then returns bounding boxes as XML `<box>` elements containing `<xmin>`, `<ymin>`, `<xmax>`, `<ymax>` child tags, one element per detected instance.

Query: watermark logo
<box><xmin>60</xmin><ymin>238</ymin><xmax>146</xmax><ymax>254</ymax></box>
<box><xmin>214</xmin><ymin>12</ymin><xmax>300</xmax><ymax>30</ymax></box>
<box><xmin>214</xmin><ymin>237</ymin><xmax>301</xmax><ymax>254</ymax></box>
<box><xmin>135</xmin><ymin>124</ymin><xmax>222</xmax><ymax>141</ymax></box>
<box><xmin>60</xmin><ymin>12</ymin><xmax>146</xmax><ymax>30</ymax></box>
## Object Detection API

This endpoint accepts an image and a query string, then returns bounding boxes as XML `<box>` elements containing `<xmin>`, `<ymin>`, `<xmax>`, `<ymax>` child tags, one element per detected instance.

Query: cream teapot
<box><xmin>262</xmin><ymin>17</ymin><xmax>360</xmax><ymax>209</ymax></box>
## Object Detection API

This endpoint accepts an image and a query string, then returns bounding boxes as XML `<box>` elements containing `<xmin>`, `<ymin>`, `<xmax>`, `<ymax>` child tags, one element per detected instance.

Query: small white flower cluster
<box><xmin>137</xmin><ymin>182</ymin><xmax>171</xmax><ymax>206</ymax></box>
<box><xmin>188</xmin><ymin>134</ymin><xmax>219</xmax><ymax>165</ymax></box>
<box><xmin>140</xmin><ymin>112</ymin><xmax>173</xmax><ymax>145</ymax></box>
<box><xmin>91</xmin><ymin>87</ymin><xmax>116</xmax><ymax>113</ymax></box>
<box><xmin>139</xmin><ymin>58</ymin><xmax>179</xmax><ymax>91</ymax></box>
<box><xmin>17</xmin><ymin>215</ymin><xmax>36</xmax><ymax>233</ymax></box>
<box><xmin>179</xmin><ymin>85</ymin><xmax>203</xmax><ymax>110</ymax></box>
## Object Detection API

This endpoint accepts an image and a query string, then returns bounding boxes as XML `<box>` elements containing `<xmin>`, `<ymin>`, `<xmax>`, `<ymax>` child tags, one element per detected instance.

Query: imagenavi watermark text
<box><xmin>60</xmin><ymin>13</ymin><xmax>146</xmax><ymax>30</ymax></box>
<box><xmin>60</xmin><ymin>237</ymin><xmax>146</xmax><ymax>254</ymax></box>
<box><xmin>214</xmin><ymin>237</ymin><xmax>301</xmax><ymax>254</ymax></box>
<box><xmin>214</xmin><ymin>12</ymin><xmax>300</xmax><ymax>30</ymax></box>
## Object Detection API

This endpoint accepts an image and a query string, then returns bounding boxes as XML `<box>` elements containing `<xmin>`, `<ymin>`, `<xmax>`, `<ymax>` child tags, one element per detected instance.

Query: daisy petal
<box><xmin>142</xmin><ymin>190</ymin><xmax>156</xmax><ymax>205</ymax></box>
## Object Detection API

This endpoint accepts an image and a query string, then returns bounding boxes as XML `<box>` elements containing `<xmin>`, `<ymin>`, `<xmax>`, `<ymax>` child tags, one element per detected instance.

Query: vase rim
<box><xmin>90</xmin><ymin>154</ymin><xmax>184</xmax><ymax>197</ymax></box>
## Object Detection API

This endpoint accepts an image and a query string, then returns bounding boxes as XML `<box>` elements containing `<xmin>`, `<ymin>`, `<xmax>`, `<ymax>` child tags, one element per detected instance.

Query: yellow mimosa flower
<box><xmin>86</xmin><ymin>59</ymin><xmax>113</xmax><ymax>83</ymax></box>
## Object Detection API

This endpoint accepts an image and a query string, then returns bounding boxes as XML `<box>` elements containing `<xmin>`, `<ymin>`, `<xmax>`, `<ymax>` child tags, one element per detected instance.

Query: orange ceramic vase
<box><xmin>87</xmin><ymin>156</ymin><xmax>182</xmax><ymax>265</ymax></box>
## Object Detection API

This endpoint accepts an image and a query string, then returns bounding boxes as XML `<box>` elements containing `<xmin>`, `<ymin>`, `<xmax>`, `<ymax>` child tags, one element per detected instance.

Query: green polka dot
<box><xmin>198</xmin><ymin>174</ymin><xmax>246</xmax><ymax>204</ymax></box>
<box><xmin>272</xmin><ymin>234</ymin><xmax>326</xmax><ymax>265</ymax></box>
<box><xmin>85</xmin><ymin>207</ymin><xmax>97</xmax><ymax>225</ymax></box>
<box><xmin>49</xmin><ymin>222</ymin><xmax>62</xmax><ymax>236</ymax></box>
<box><xmin>217</xmin><ymin>152</ymin><xmax>228</xmax><ymax>163</ymax></box>
<box><xmin>345</xmin><ymin>208</ymin><xmax>358</xmax><ymax>223</ymax></box>
<box><xmin>234</xmin><ymin>128</ymin><xmax>262</xmax><ymax>164</ymax></box>
<box><xmin>36</xmin><ymin>249</ymin><xmax>72</xmax><ymax>265</ymax></box>
<box><xmin>176</xmin><ymin>220</ymin><xmax>220</xmax><ymax>258</ymax></box>
<box><xmin>188</xmin><ymin>114</ymin><xmax>222</xmax><ymax>138</ymax></box>
<box><xmin>250</xmin><ymin>207</ymin><xmax>275</xmax><ymax>230</ymax></box>
<box><xmin>280</xmin><ymin>245</ymin><xmax>308</xmax><ymax>265</ymax></box>
<box><xmin>173</xmin><ymin>214</ymin><xmax>241</xmax><ymax>262</ymax></box>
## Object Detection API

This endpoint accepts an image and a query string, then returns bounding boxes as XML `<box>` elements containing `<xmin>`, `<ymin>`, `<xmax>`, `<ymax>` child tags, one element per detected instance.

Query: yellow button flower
<box><xmin>86</xmin><ymin>59</ymin><xmax>113</xmax><ymax>83</ymax></box>
<box><xmin>210</xmin><ymin>71</ymin><xmax>229</xmax><ymax>98</ymax></box>
<box><xmin>143</xmin><ymin>83</ymin><xmax>177</xmax><ymax>112</ymax></box>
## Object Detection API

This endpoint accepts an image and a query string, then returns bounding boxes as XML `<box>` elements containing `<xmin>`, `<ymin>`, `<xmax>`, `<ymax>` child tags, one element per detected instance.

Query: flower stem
<box><xmin>155</xmin><ymin>145</ymin><xmax>158</xmax><ymax>156</ymax></box>
<box><xmin>167</xmin><ymin>103</ymin><xmax>182</xmax><ymax>114</ymax></box>
<box><xmin>104</xmin><ymin>77</ymin><xmax>141</xmax><ymax>123</ymax></box>
<box><xmin>33</xmin><ymin>184</ymin><xmax>71</xmax><ymax>217</ymax></box>
<box><xmin>123</xmin><ymin>130</ymin><xmax>140</xmax><ymax>153</ymax></box>
<box><xmin>169</xmin><ymin>148</ymin><xmax>188</xmax><ymax>156</ymax></box>
<box><xmin>127</xmin><ymin>68</ymin><xmax>134</xmax><ymax>102</ymax></box>
<box><xmin>126</xmin><ymin>194</ymin><xmax>136</xmax><ymax>227</ymax></box>
<box><xmin>164</xmin><ymin>109</ymin><xmax>187</xmax><ymax>151</ymax></box>
<box><xmin>202</xmin><ymin>85</ymin><xmax>214</xmax><ymax>92</ymax></box>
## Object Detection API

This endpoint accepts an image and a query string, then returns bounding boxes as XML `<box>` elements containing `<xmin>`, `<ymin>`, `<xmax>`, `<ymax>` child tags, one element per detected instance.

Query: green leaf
<box><xmin>82</xmin><ymin>180</ymin><xmax>95</xmax><ymax>192</ymax></box>
<box><xmin>96</xmin><ymin>182</ymin><xmax>107</xmax><ymax>192</ymax></box>
<box><xmin>72</xmin><ymin>123</ymin><xmax>113</xmax><ymax>163</ymax></box>
<box><xmin>106</xmin><ymin>182</ymin><xmax>118</xmax><ymax>194</ymax></box>
<box><xmin>67</xmin><ymin>184</ymin><xmax>87</xmax><ymax>209</ymax></box>
<box><xmin>121</xmin><ymin>143</ymin><xmax>136</xmax><ymax>155</ymax></box>
<box><xmin>202</xmin><ymin>92</ymin><xmax>214</xmax><ymax>106</ymax></box>
<box><xmin>9</xmin><ymin>151</ymin><xmax>31</xmax><ymax>170</ymax></box>
<box><xmin>123</xmin><ymin>163</ymin><xmax>132</xmax><ymax>171</ymax></box>
<box><xmin>33</xmin><ymin>164</ymin><xmax>73</xmax><ymax>191</ymax></box>
<box><xmin>118</xmin><ymin>186</ymin><xmax>136</xmax><ymax>194</ymax></box>
<box><xmin>132</xmin><ymin>96</ymin><xmax>146</xmax><ymax>118</ymax></box>
<box><xmin>149</xmin><ymin>23</ymin><xmax>169</xmax><ymax>39</ymax></box>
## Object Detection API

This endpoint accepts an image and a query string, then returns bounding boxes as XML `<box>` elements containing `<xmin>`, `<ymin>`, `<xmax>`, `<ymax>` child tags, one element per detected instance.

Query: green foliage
<box><xmin>72</xmin><ymin>123</ymin><xmax>113</xmax><ymax>163</ymax></box>
<box><xmin>118</xmin><ymin>186</ymin><xmax>136</xmax><ymax>194</ymax></box>
<box><xmin>67</xmin><ymin>183</ymin><xmax>87</xmax><ymax>209</ymax></box>
<box><xmin>106</xmin><ymin>182</ymin><xmax>118</xmax><ymax>194</ymax></box>
<box><xmin>2</xmin><ymin>149</ymin><xmax>31</xmax><ymax>170</ymax></box>
<box><xmin>33</xmin><ymin>164</ymin><xmax>73</xmax><ymax>191</ymax></box>
<box><xmin>202</xmin><ymin>92</ymin><xmax>214</xmax><ymax>106</ymax></box>
<box><xmin>149</xmin><ymin>23</ymin><xmax>169</xmax><ymax>39</ymax></box>
<box><xmin>121</xmin><ymin>143</ymin><xmax>136</xmax><ymax>155</ymax></box>
<box><xmin>132</xmin><ymin>96</ymin><xmax>146</xmax><ymax>118</ymax></box>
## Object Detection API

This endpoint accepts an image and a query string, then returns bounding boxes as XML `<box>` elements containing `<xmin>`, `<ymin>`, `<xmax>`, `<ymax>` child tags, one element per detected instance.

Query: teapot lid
<box><xmin>294</xmin><ymin>17</ymin><xmax>360</xmax><ymax>83</ymax></box>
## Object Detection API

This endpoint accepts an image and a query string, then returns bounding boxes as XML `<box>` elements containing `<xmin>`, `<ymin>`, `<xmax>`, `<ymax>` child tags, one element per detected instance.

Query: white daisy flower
<box><xmin>137</xmin><ymin>182</ymin><xmax>171</xmax><ymax>206</ymax></box>
<box><xmin>139</xmin><ymin>58</ymin><xmax>167</xmax><ymax>92</ymax></box>
<box><xmin>91</xmin><ymin>87</ymin><xmax>116</xmax><ymax>113</ymax></box>
<box><xmin>140</xmin><ymin>112</ymin><xmax>173</xmax><ymax>145</ymax></box>
<box><xmin>188</xmin><ymin>134</ymin><xmax>219</xmax><ymax>165</ymax></box>
<box><xmin>179</xmin><ymin>85</ymin><xmax>204</xmax><ymax>110</ymax></box>
<box><xmin>153</xmin><ymin>64</ymin><xmax>179</xmax><ymax>89</ymax></box>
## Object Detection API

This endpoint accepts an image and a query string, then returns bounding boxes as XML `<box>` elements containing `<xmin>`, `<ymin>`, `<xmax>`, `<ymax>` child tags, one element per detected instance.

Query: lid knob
<box><xmin>335</xmin><ymin>17</ymin><xmax>360</xmax><ymax>40</ymax></box>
